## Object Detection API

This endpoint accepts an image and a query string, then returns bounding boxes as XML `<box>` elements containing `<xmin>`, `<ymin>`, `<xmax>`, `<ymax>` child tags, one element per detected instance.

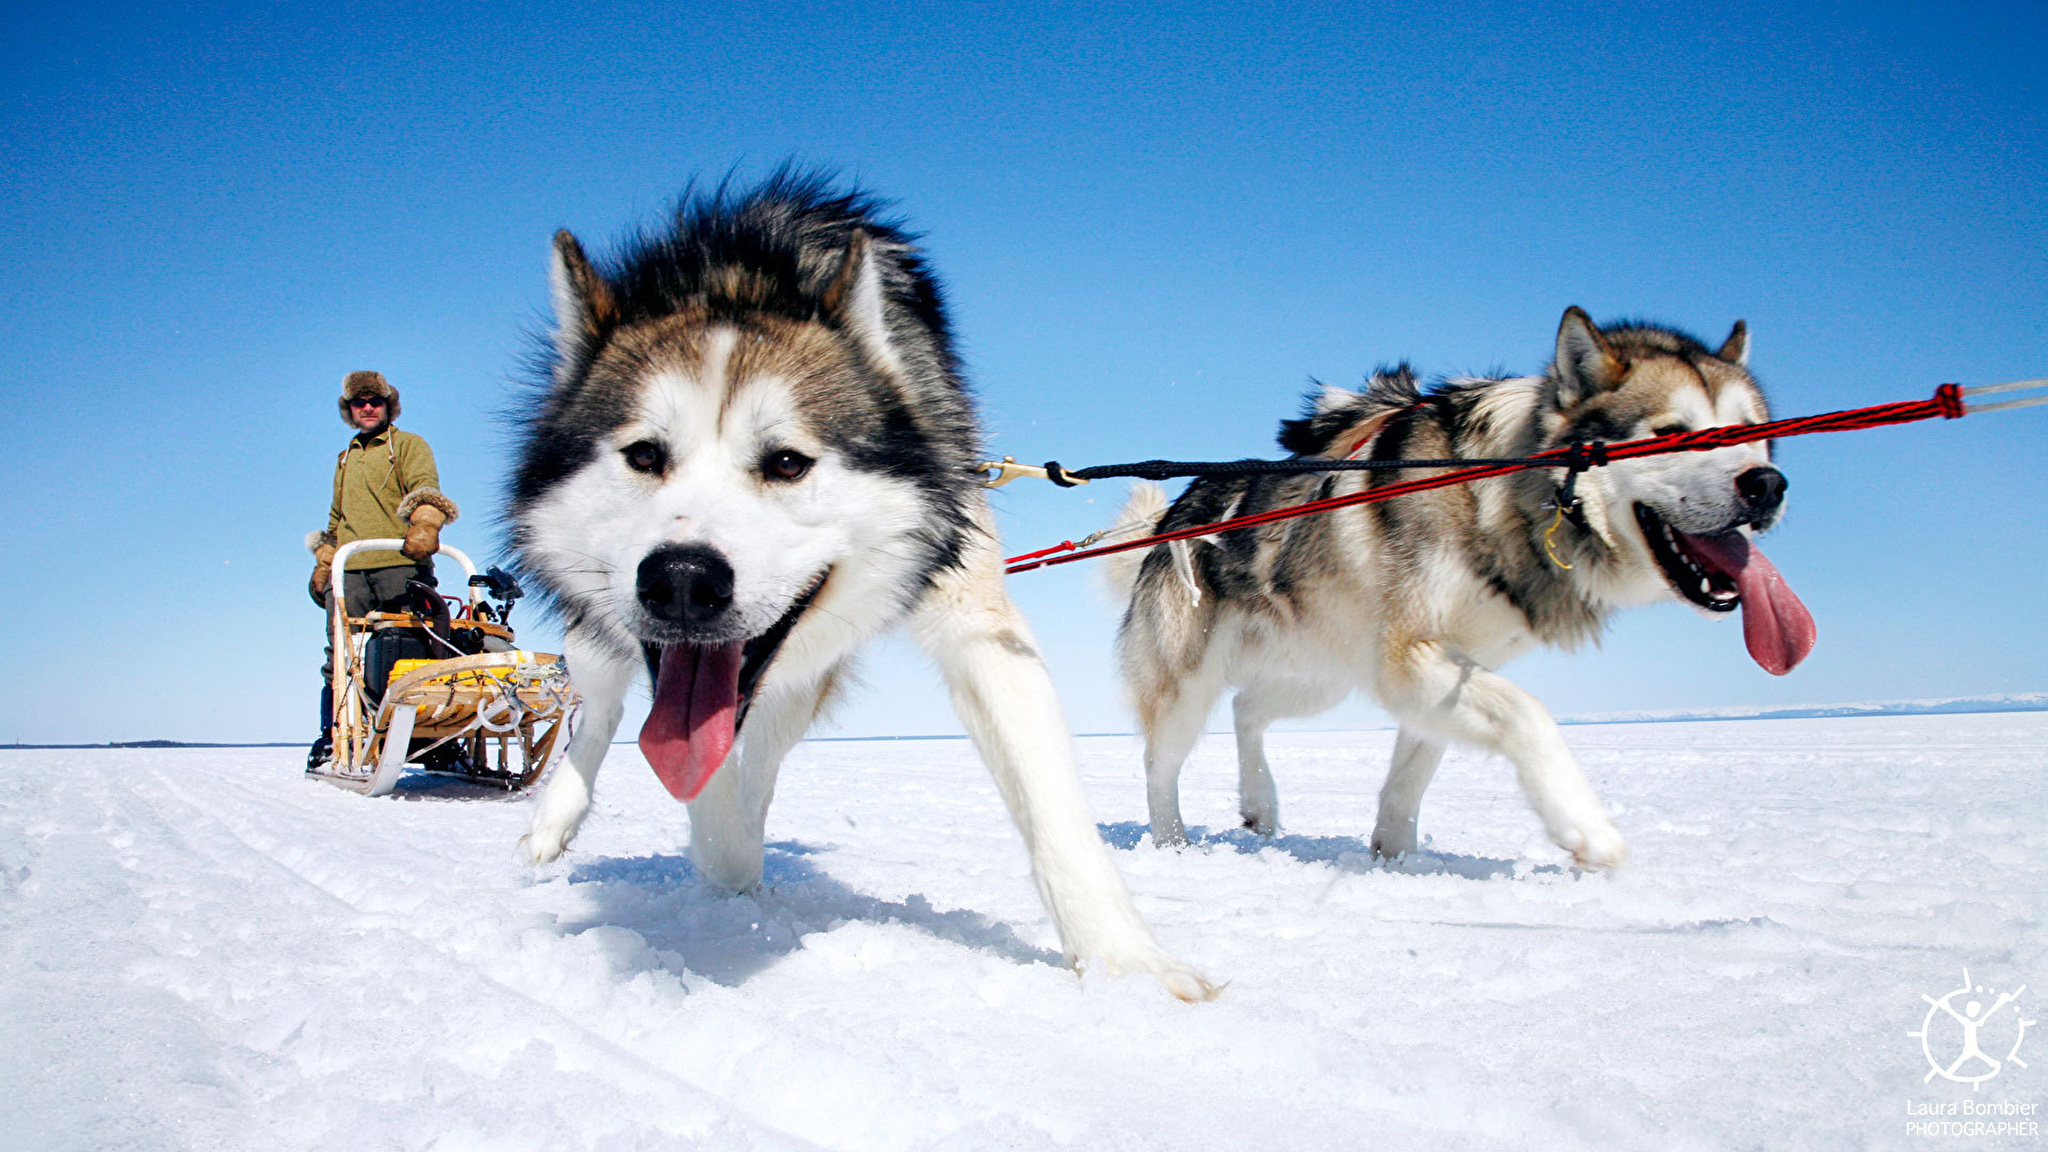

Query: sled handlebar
<box><xmin>328</xmin><ymin>539</ymin><xmax>482</xmax><ymax>610</ymax></box>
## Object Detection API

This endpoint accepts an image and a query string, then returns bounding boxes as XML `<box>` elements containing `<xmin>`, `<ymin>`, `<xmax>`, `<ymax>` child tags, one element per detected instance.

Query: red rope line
<box><xmin>1004</xmin><ymin>383</ymin><xmax>1965</xmax><ymax>574</ymax></box>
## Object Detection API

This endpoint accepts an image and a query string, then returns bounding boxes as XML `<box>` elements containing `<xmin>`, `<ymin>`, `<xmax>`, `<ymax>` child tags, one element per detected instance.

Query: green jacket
<box><xmin>328</xmin><ymin>426</ymin><xmax>440</xmax><ymax>570</ymax></box>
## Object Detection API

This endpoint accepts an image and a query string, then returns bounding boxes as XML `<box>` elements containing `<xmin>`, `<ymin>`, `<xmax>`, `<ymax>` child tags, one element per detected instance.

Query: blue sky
<box><xmin>1</xmin><ymin>1</ymin><xmax>2042</xmax><ymax>743</ymax></box>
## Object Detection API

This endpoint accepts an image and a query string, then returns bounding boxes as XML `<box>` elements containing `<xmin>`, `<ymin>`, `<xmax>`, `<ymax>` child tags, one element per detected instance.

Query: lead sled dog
<box><xmin>509</xmin><ymin>175</ymin><xmax>1211</xmax><ymax>999</ymax></box>
<box><xmin>1109</xmin><ymin>309</ymin><xmax>1817</xmax><ymax>866</ymax></box>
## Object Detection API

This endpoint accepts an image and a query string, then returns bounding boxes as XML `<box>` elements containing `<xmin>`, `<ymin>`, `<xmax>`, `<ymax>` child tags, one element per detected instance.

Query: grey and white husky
<box><xmin>509</xmin><ymin>174</ymin><xmax>1211</xmax><ymax>998</ymax></box>
<box><xmin>1108</xmin><ymin>308</ymin><xmax>1816</xmax><ymax>867</ymax></box>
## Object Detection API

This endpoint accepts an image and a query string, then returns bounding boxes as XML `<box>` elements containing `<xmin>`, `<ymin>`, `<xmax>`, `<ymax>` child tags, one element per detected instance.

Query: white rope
<box><xmin>1968</xmin><ymin>394</ymin><xmax>2048</xmax><ymax>414</ymax></box>
<box><xmin>1962</xmin><ymin>377</ymin><xmax>2048</xmax><ymax>396</ymax></box>
<box><xmin>478</xmin><ymin>692</ymin><xmax>524</xmax><ymax>733</ymax></box>
<box><xmin>1964</xmin><ymin>377</ymin><xmax>2048</xmax><ymax>414</ymax></box>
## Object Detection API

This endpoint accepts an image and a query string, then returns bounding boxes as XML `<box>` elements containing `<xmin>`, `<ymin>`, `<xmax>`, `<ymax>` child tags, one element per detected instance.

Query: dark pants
<box><xmin>319</xmin><ymin>562</ymin><xmax>437</xmax><ymax>683</ymax></box>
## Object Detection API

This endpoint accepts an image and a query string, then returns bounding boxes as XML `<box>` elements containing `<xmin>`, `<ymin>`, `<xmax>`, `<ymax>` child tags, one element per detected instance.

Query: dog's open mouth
<box><xmin>637</xmin><ymin>572</ymin><xmax>828</xmax><ymax>802</ymax></box>
<box><xmin>1633</xmin><ymin>504</ymin><xmax>1816</xmax><ymax>675</ymax></box>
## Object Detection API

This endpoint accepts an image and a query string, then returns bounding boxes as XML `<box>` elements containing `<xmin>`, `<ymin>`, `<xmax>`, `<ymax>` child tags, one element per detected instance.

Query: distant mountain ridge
<box><xmin>1557</xmin><ymin>692</ymin><xmax>2048</xmax><ymax>726</ymax></box>
<box><xmin>0</xmin><ymin>740</ymin><xmax>300</xmax><ymax>750</ymax></box>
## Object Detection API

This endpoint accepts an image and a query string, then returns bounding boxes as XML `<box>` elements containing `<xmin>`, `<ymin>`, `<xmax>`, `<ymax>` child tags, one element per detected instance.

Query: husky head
<box><xmin>1541</xmin><ymin>307</ymin><xmax>1814</xmax><ymax>674</ymax></box>
<box><xmin>509</xmin><ymin>175</ymin><xmax>979</xmax><ymax>801</ymax></box>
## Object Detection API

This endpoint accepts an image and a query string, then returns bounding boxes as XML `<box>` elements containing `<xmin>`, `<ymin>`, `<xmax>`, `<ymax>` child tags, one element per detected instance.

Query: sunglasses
<box><xmin>348</xmin><ymin>396</ymin><xmax>388</xmax><ymax>409</ymax></box>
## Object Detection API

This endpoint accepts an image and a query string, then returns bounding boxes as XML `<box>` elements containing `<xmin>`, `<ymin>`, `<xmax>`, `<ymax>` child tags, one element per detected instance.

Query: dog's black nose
<box><xmin>636</xmin><ymin>544</ymin><xmax>735</xmax><ymax>629</ymax></box>
<box><xmin>1735</xmin><ymin>466</ymin><xmax>1787</xmax><ymax>516</ymax></box>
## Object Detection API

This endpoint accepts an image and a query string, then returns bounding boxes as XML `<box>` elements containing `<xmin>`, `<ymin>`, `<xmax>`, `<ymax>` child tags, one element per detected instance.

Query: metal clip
<box><xmin>1542</xmin><ymin>503</ymin><xmax>1577</xmax><ymax>570</ymax></box>
<box><xmin>977</xmin><ymin>457</ymin><xmax>1089</xmax><ymax>488</ymax></box>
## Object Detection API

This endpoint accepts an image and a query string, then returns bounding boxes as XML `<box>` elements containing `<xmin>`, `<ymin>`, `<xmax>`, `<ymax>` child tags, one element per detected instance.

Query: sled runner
<box><xmin>308</xmin><ymin>539</ymin><xmax>579</xmax><ymax>797</ymax></box>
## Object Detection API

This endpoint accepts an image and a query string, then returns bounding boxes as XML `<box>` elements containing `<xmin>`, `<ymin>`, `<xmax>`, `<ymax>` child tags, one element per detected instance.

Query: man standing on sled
<box><xmin>306</xmin><ymin>370</ymin><xmax>459</xmax><ymax>767</ymax></box>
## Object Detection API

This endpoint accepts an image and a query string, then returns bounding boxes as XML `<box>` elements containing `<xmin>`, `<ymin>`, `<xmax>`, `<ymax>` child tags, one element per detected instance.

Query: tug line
<box><xmin>998</xmin><ymin>380</ymin><xmax>2045</xmax><ymax>575</ymax></box>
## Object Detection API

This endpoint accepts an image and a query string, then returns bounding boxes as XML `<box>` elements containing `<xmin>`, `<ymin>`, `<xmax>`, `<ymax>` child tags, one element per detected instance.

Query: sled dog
<box><xmin>1108</xmin><ymin>308</ymin><xmax>1816</xmax><ymax>866</ymax></box>
<box><xmin>509</xmin><ymin>174</ymin><xmax>1210</xmax><ymax>998</ymax></box>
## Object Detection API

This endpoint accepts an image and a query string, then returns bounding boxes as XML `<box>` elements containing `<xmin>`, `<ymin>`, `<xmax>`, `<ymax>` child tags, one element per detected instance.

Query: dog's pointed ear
<box><xmin>821</xmin><ymin>229</ymin><xmax>906</xmax><ymax>380</ymax></box>
<box><xmin>549</xmin><ymin>230</ymin><xmax>615</xmax><ymax>373</ymax></box>
<box><xmin>1552</xmin><ymin>306</ymin><xmax>1625</xmax><ymax>408</ymax></box>
<box><xmin>1717</xmin><ymin>319</ymin><xmax>1750</xmax><ymax>367</ymax></box>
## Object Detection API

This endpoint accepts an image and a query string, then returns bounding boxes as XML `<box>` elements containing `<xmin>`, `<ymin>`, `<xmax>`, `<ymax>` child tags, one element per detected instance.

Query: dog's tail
<box><xmin>1097</xmin><ymin>482</ymin><xmax>1170</xmax><ymax>602</ymax></box>
<box><xmin>1107</xmin><ymin>482</ymin><xmax>1214</xmax><ymax>718</ymax></box>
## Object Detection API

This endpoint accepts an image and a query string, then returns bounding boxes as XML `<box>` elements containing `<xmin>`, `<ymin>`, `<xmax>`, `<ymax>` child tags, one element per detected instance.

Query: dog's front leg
<box><xmin>1370</xmin><ymin>727</ymin><xmax>1445</xmax><ymax>858</ymax></box>
<box><xmin>522</xmin><ymin>629</ymin><xmax>637</xmax><ymax>864</ymax></box>
<box><xmin>685</xmin><ymin>675</ymin><xmax>822</xmax><ymax>892</ymax></box>
<box><xmin>1379</xmin><ymin>640</ymin><xmax>1626</xmax><ymax>869</ymax></box>
<box><xmin>912</xmin><ymin>539</ymin><xmax>1217</xmax><ymax>1001</ymax></box>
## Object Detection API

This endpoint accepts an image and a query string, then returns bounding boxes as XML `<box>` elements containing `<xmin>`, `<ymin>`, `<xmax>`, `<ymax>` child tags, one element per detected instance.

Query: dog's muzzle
<box><xmin>1735</xmin><ymin>465</ymin><xmax>1787</xmax><ymax>527</ymax></box>
<box><xmin>636</xmin><ymin>568</ymin><xmax>828</xmax><ymax>803</ymax></box>
<box><xmin>636</xmin><ymin>544</ymin><xmax>736</xmax><ymax>636</ymax></box>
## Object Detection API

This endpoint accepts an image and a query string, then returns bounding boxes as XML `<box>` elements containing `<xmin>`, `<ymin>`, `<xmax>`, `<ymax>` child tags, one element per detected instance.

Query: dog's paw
<box><xmin>1148</xmin><ymin>822</ymin><xmax>1189</xmax><ymax>849</ymax></box>
<box><xmin>1370</xmin><ymin>828</ymin><xmax>1416</xmax><ymax>859</ymax></box>
<box><xmin>692</xmin><ymin>856</ymin><xmax>765</xmax><ymax>895</ymax></box>
<box><xmin>1154</xmin><ymin>966</ymin><xmax>1224</xmax><ymax>1003</ymax></box>
<box><xmin>1238</xmin><ymin>809</ymin><xmax>1278</xmax><ymax>838</ymax></box>
<box><xmin>1558</xmin><ymin>820</ymin><xmax>1629</xmax><ymax>870</ymax></box>
<box><xmin>1089</xmin><ymin>949</ymin><xmax>1223</xmax><ymax>1003</ymax></box>
<box><xmin>520</xmin><ymin>815</ymin><xmax>578</xmax><ymax>865</ymax></box>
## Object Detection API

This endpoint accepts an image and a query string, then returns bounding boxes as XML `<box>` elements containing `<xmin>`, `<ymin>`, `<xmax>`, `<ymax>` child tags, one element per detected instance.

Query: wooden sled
<box><xmin>307</xmin><ymin>538</ymin><xmax>579</xmax><ymax>797</ymax></box>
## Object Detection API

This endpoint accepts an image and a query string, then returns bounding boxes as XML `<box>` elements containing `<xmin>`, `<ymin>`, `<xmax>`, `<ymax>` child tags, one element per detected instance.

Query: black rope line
<box><xmin>1036</xmin><ymin>453</ymin><xmax>1596</xmax><ymax>485</ymax></box>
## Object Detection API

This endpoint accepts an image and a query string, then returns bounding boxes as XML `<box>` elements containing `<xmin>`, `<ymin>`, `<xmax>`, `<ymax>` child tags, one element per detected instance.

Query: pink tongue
<box><xmin>1679</xmin><ymin>531</ymin><xmax>1818</xmax><ymax>676</ymax></box>
<box><xmin>638</xmin><ymin>643</ymin><xmax>743</xmax><ymax>802</ymax></box>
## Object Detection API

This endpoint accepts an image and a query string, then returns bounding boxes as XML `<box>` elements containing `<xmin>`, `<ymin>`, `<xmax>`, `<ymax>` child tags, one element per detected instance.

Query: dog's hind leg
<box><xmin>523</xmin><ymin>628</ymin><xmax>638</xmax><ymax>864</ymax></box>
<box><xmin>912</xmin><ymin>526</ymin><xmax>1217</xmax><ymax>1001</ymax></box>
<box><xmin>1140</xmin><ymin>658</ymin><xmax>1226</xmax><ymax>849</ymax></box>
<box><xmin>1377</xmin><ymin>640</ymin><xmax>1626</xmax><ymax>869</ymax></box>
<box><xmin>1230</xmin><ymin>679</ymin><xmax>1345</xmax><ymax>837</ymax></box>
<box><xmin>685</xmin><ymin>672</ymin><xmax>828</xmax><ymax>892</ymax></box>
<box><xmin>1370</xmin><ymin>727</ymin><xmax>1445</xmax><ymax>859</ymax></box>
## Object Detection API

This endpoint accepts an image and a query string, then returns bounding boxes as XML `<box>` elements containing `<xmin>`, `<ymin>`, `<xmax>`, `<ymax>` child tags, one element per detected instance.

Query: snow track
<box><xmin>4</xmin><ymin>714</ymin><xmax>2045</xmax><ymax>1150</ymax></box>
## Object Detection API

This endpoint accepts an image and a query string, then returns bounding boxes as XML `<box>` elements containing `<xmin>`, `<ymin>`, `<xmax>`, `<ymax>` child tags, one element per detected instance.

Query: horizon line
<box><xmin>5</xmin><ymin>692</ymin><xmax>2043</xmax><ymax>750</ymax></box>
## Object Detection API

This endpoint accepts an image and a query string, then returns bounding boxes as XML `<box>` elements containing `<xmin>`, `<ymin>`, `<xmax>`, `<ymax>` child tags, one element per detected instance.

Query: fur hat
<box><xmin>338</xmin><ymin>370</ymin><xmax>401</xmax><ymax>427</ymax></box>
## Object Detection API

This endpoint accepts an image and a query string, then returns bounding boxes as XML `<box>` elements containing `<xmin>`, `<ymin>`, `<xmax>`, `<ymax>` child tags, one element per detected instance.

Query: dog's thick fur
<box><xmin>508</xmin><ymin>174</ymin><xmax>1210</xmax><ymax>998</ymax></box>
<box><xmin>1112</xmin><ymin>308</ymin><xmax>1805</xmax><ymax>866</ymax></box>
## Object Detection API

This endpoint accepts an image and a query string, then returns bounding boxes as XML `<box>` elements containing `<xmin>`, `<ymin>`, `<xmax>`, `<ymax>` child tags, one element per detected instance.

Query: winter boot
<box><xmin>307</xmin><ymin>686</ymin><xmax>334</xmax><ymax>772</ymax></box>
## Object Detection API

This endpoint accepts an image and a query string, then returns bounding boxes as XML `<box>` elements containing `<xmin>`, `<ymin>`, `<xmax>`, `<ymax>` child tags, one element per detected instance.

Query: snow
<box><xmin>4</xmin><ymin>714</ymin><xmax>2045</xmax><ymax>1150</ymax></box>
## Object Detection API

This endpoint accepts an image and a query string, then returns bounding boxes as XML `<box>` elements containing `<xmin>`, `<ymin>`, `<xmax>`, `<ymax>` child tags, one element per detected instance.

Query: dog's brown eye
<box><xmin>623</xmin><ymin>440</ymin><xmax>666</xmax><ymax>474</ymax></box>
<box><xmin>764</xmin><ymin>449</ymin><xmax>813</xmax><ymax>482</ymax></box>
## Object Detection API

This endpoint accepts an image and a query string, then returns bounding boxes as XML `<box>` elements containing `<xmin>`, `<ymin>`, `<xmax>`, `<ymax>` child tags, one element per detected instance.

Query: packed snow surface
<box><xmin>4</xmin><ymin>714</ymin><xmax>2045</xmax><ymax>1150</ymax></box>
